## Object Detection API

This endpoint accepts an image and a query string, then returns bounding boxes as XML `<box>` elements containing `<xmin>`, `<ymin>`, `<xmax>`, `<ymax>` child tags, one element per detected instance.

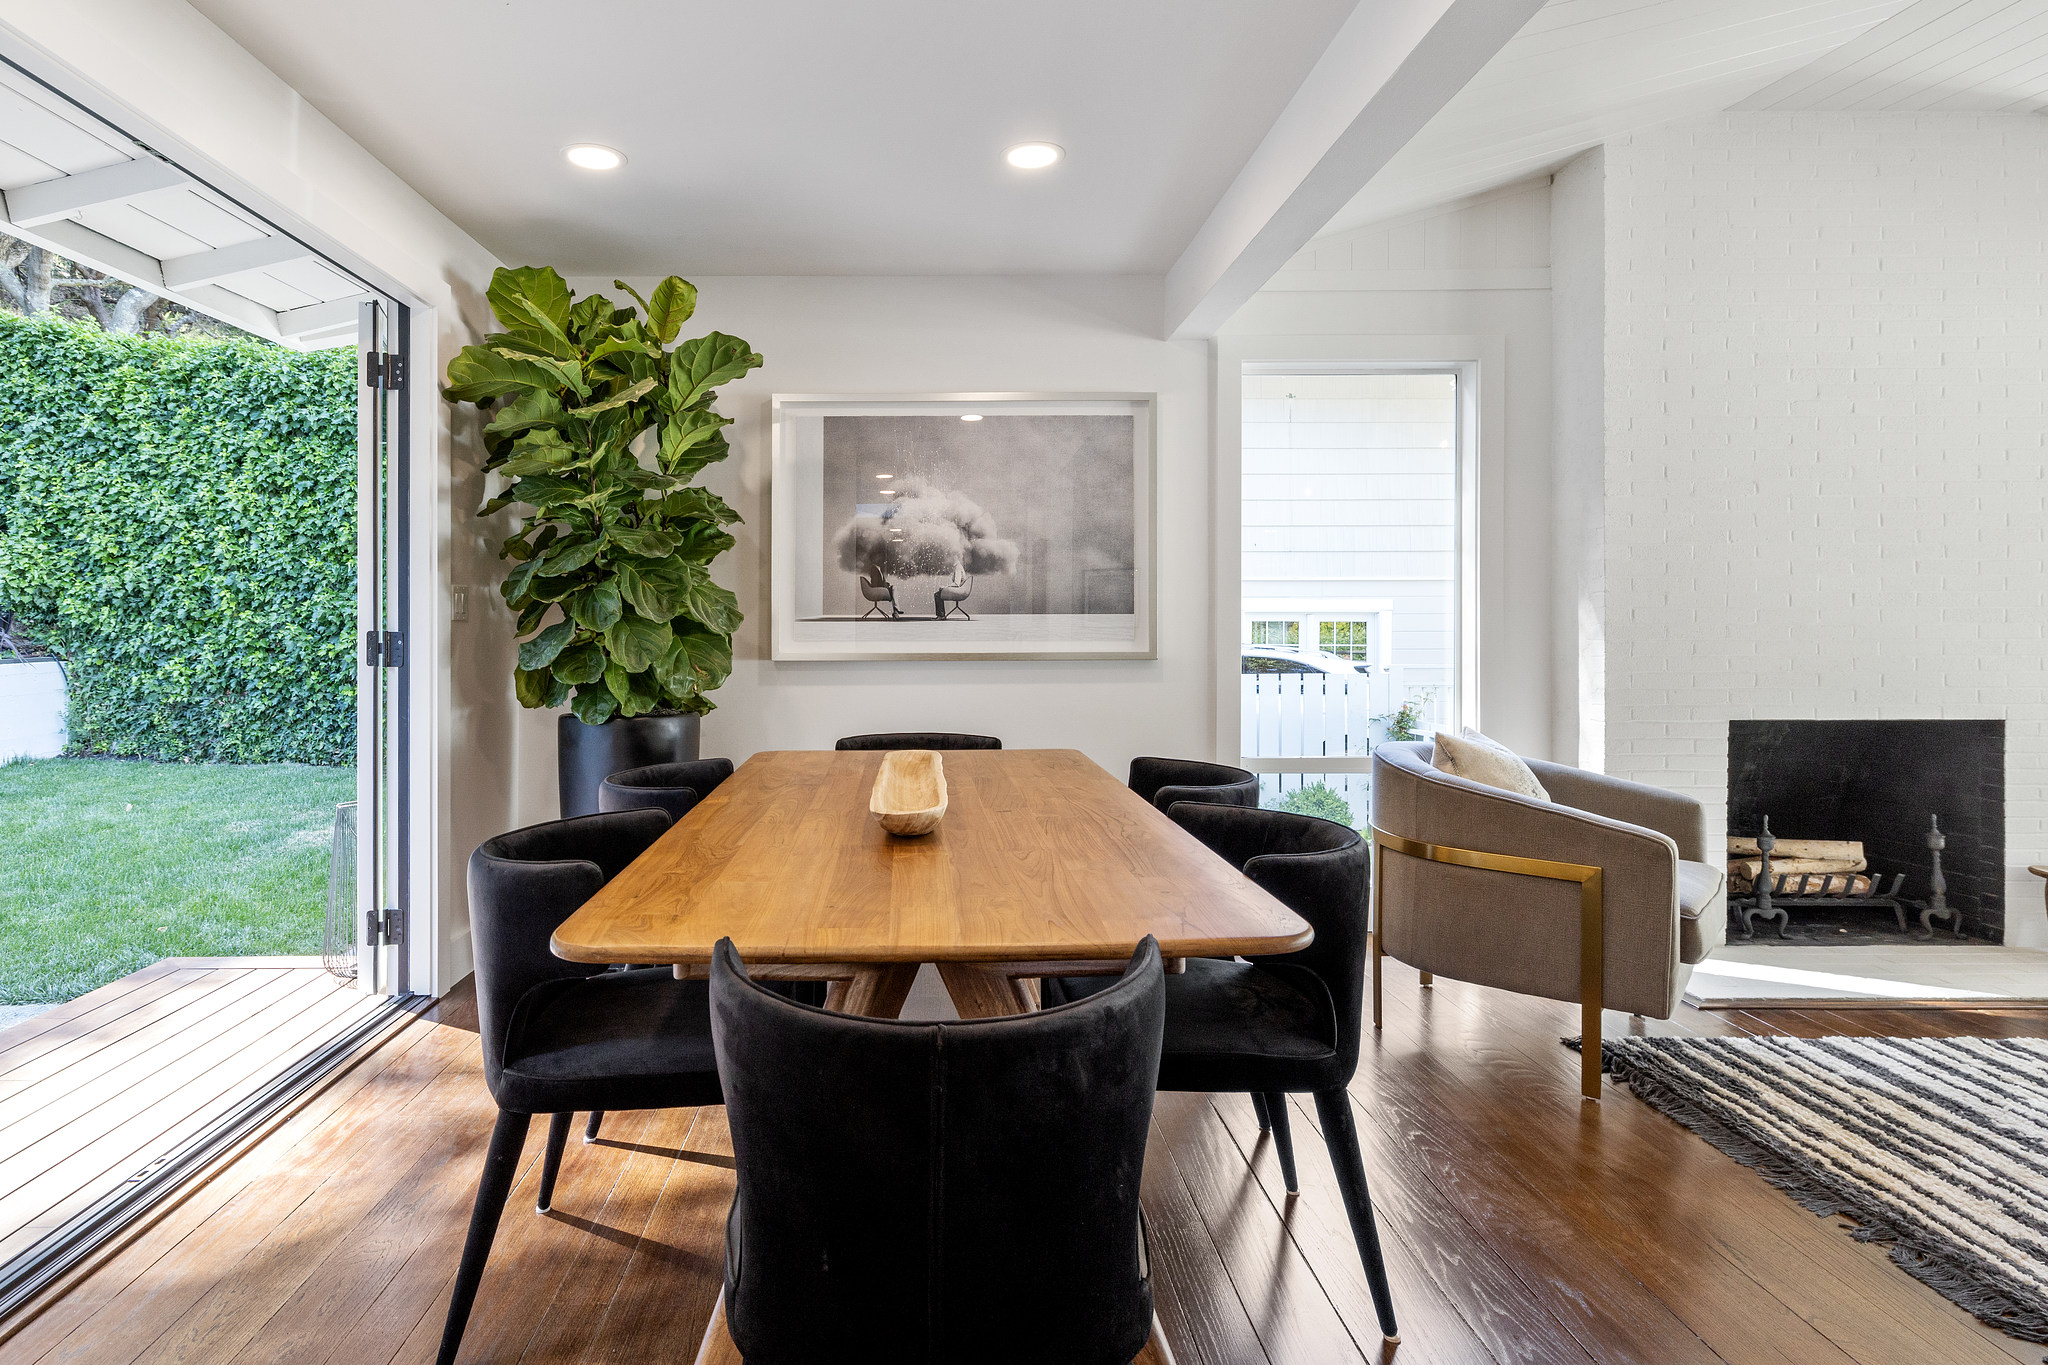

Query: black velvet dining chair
<box><xmin>596</xmin><ymin>756</ymin><xmax>734</xmax><ymax>823</ymax></box>
<box><xmin>438</xmin><ymin>809</ymin><xmax>725</xmax><ymax>1365</ymax></box>
<box><xmin>834</xmin><ymin>731</ymin><xmax>1002</xmax><ymax>751</ymax></box>
<box><xmin>1127</xmin><ymin>756</ymin><xmax>1259</xmax><ymax>811</ymax></box>
<box><xmin>708</xmin><ymin>935</ymin><xmax>1166</xmax><ymax>1365</ymax></box>
<box><xmin>1041</xmin><ymin>804</ymin><xmax>1400</xmax><ymax>1343</ymax></box>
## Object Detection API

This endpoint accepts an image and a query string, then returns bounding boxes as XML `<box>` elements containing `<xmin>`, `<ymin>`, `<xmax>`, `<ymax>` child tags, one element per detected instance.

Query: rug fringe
<box><xmin>1604</xmin><ymin>1048</ymin><xmax>2048</xmax><ymax>1345</ymax></box>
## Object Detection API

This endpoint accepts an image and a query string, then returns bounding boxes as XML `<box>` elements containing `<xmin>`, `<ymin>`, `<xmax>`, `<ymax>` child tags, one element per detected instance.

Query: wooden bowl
<box><xmin>871</xmin><ymin>750</ymin><xmax>947</xmax><ymax>836</ymax></box>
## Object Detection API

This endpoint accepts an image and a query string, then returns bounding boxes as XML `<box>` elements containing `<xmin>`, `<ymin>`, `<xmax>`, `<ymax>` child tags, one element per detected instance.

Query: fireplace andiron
<box><xmin>1731</xmin><ymin>815</ymin><xmax>1961</xmax><ymax>941</ymax></box>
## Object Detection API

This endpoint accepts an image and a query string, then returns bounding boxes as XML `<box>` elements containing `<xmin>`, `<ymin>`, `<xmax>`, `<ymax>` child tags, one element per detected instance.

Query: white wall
<box><xmin>0</xmin><ymin>0</ymin><xmax>506</xmax><ymax>992</ymax></box>
<box><xmin>1550</xmin><ymin>148</ymin><xmax>1605</xmax><ymax>772</ymax></box>
<box><xmin>1222</xmin><ymin>179</ymin><xmax>1557</xmax><ymax>758</ymax></box>
<box><xmin>491</xmin><ymin>275</ymin><xmax>1210</xmax><ymax>828</ymax></box>
<box><xmin>1597</xmin><ymin>113</ymin><xmax>2048</xmax><ymax>948</ymax></box>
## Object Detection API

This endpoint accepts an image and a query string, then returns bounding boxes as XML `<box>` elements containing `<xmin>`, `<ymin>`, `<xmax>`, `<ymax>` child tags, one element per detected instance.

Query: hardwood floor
<box><xmin>0</xmin><ymin>958</ymin><xmax>380</xmax><ymax>1270</ymax></box>
<box><xmin>4</xmin><ymin>957</ymin><xmax>2044</xmax><ymax>1364</ymax></box>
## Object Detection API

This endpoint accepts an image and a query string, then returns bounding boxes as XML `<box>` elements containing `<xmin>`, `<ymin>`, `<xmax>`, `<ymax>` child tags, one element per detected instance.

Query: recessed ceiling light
<box><xmin>564</xmin><ymin>144</ymin><xmax>625</xmax><ymax>171</ymax></box>
<box><xmin>959</xmin><ymin>414</ymin><xmax>983</xmax><ymax>422</ymax></box>
<box><xmin>1005</xmin><ymin>142</ymin><xmax>1063</xmax><ymax>170</ymax></box>
<box><xmin>875</xmin><ymin>473</ymin><xmax>894</xmax><ymax>479</ymax></box>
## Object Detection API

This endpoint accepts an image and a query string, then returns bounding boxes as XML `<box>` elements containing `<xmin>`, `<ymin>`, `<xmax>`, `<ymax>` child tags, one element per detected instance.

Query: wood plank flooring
<box><xmin>5</xmin><ymin>957</ymin><xmax>2045</xmax><ymax>1364</ymax></box>
<box><xmin>0</xmin><ymin>959</ymin><xmax>379</xmax><ymax>1271</ymax></box>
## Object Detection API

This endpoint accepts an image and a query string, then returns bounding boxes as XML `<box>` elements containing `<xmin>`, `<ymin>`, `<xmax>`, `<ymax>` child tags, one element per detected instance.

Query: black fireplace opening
<box><xmin>1726</xmin><ymin>720</ymin><xmax>2004</xmax><ymax>945</ymax></box>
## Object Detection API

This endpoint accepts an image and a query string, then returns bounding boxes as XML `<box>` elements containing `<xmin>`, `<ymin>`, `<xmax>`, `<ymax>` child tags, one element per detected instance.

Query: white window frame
<box><xmin>1214</xmin><ymin>338</ymin><xmax>1490</xmax><ymax>777</ymax></box>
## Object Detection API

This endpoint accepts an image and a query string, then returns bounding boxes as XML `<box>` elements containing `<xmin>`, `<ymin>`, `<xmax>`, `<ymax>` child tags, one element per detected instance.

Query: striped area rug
<box><xmin>1604</xmin><ymin>1036</ymin><xmax>2048</xmax><ymax>1342</ymax></box>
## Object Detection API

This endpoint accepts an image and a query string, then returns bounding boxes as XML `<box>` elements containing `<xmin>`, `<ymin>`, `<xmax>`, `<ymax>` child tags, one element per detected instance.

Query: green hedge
<box><xmin>0</xmin><ymin>315</ymin><xmax>356</xmax><ymax>764</ymax></box>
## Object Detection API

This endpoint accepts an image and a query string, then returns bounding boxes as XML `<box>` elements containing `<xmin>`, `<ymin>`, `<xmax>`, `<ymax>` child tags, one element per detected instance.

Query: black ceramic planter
<box><xmin>558</xmin><ymin>712</ymin><xmax>702</xmax><ymax>817</ymax></box>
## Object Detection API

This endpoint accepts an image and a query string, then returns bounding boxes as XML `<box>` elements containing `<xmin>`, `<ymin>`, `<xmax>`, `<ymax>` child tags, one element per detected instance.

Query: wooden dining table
<box><xmin>560</xmin><ymin>747</ymin><xmax>1283</xmax><ymax>1363</ymax></box>
<box><xmin>551</xmin><ymin>747</ymin><xmax>1314</xmax><ymax>1018</ymax></box>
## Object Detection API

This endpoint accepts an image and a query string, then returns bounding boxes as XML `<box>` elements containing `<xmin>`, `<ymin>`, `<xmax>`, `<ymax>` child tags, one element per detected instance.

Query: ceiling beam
<box><xmin>1162</xmin><ymin>0</ymin><xmax>1546</xmax><ymax>339</ymax></box>
<box><xmin>277</xmin><ymin>295</ymin><xmax>371</xmax><ymax>339</ymax></box>
<box><xmin>2</xmin><ymin>156</ymin><xmax>190</xmax><ymax>228</ymax></box>
<box><xmin>160</xmin><ymin>235</ymin><xmax>316</xmax><ymax>291</ymax></box>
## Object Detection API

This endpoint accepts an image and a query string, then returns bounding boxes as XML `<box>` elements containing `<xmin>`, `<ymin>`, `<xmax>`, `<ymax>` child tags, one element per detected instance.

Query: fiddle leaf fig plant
<box><xmin>446</xmin><ymin>266</ymin><xmax>762</xmax><ymax>725</ymax></box>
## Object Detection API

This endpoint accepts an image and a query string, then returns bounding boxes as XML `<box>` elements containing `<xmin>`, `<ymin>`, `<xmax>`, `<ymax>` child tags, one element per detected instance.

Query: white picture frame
<box><xmin>770</xmin><ymin>392</ymin><xmax>1157</xmax><ymax>661</ymax></box>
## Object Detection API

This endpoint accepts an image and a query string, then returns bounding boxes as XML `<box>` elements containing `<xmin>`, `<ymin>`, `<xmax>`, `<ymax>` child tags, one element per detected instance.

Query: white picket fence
<box><xmin>1239</xmin><ymin>667</ymin><xmax>1453</xmax><ymax>826</ymax></box>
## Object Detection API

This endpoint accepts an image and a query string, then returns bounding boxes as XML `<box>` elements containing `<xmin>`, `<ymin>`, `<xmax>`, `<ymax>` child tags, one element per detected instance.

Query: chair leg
<box><xmin>1264</xmin><ymin>1092</ymin><xmax>1299</xmax><ymax>1193</ymax></box>
<box><xmin>1312</xmin><ymin>1089</ymin><xmax>1399</xmax><ymax>1343</ymax></box>
<box><xmin>1582</xmin><ymin>995</ymin><xmax>1602</xmax><ymax>1102</ymax></box>
<box><xmin>438</xmin><ymin>1108</ymin><xmax>532</xmax><ymax>1365</ymax></box>
<box><xmin>1250</xmin><ymin>1091</ymin><xmax>1271</xmax><ymax>1131</ymax></box>
<box><xmin>584</xmin><ymin>1110</ymin><xmax>604</xmax><ymax>1144</ymax></box>
<box><xmin>538</xmin><ymin>1112</ymin><xmax>572</xmax><ymax>1212</ymax></box>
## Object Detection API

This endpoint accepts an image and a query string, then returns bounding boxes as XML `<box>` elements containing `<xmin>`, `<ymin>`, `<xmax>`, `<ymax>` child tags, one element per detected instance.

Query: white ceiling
<box><xmin>1737</xmin><ymin>0</ymin><xmax>2048</xmax><ymax>109</ymax></box>
<box><xmin>182</xmin><ymin>0</ymin><xmax>1354</xmax><ymax>277</ymax></box>
<box><xmin>1318</xmin><ymin>0</ymin><xmax>1921</xmax><ymax>238</ymax></box>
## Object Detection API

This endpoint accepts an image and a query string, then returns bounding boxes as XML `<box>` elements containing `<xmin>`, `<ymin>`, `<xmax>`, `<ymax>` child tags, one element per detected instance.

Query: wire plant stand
<box><xmin>322</xmin><ymin>801</ymin><xmax>358</xmax><ymax>981</ymax></box>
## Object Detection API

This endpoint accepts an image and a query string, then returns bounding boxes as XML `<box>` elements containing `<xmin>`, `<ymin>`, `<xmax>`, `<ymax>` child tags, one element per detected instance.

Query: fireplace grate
<box><xmin>1729</xmin><ymin>815</ymin><xmax>1961</xmax><ymax>942</ymax></box>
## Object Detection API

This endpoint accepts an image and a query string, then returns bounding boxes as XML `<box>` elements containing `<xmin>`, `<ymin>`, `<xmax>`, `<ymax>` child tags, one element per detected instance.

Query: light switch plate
<box><xmin>451</xmin><ymin>585</ymin><xmax>469</xmax><ymax>621</ymax></box>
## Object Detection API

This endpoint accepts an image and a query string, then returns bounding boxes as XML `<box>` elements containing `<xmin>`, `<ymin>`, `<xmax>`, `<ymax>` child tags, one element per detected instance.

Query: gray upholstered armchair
<box><xmin>1369</xmin><ymin>741</ymin><xmax>1726</xmax><ymax>1099</ymax></box>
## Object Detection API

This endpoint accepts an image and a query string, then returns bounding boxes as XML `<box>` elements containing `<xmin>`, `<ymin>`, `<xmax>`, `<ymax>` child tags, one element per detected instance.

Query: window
<box><xmin>1237</xmin><ymin>369</ymin><xmax>1467</xmax><ymax>826</ymax></box>
<box><xmin>1248</xmin><ymin>619</ymin><xmax>1299</xmax><ymax>647</ymax></box>
<box><xmin>1319</xmin><ymin>619</ymin><xmax>1370</xmax><ymax>664</ymax></box>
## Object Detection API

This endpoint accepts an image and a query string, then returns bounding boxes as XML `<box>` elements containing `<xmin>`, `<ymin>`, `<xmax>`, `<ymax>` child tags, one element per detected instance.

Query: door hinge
<box><xmin>366</xmin><ymin>907</ymin><xmax>404</xmax><ymax>946</ymax></box>
<box><xmin>365</xmin><ymin>352</ymin><xmax>406</xmax><ymax>390</ymax></box>
<box><xmin>363</xmin><ymin>630</ymin><xmax>405</xmax><ymax>669</ymax></box>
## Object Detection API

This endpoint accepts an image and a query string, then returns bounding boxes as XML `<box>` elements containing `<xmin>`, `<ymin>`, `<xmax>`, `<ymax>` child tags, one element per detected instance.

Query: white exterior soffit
<box><xmin>0</xmin><ymin>59</ymin><xmax>370</xmax><ymax>349</ymax></box>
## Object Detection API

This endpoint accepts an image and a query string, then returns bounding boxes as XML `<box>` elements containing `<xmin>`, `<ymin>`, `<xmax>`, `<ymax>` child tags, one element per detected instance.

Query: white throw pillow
<box><xmin>1431</xmin><ymin>728</ymin><xmax>1550</xmax><ymax>801</ymax></box>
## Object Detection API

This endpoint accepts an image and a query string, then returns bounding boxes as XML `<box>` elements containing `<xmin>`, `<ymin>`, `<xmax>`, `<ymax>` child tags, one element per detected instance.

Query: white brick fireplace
<box><xmin>1558</xmin><ymin>113</ymin><xmax>2048</xmax><ymax>949</ymax></box>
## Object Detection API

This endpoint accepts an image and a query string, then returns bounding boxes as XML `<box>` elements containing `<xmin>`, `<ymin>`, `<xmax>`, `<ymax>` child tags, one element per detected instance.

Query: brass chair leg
<box><xmin>1418</xmin><ymin>971</ymin><xmax>1433</xmax><ymax>987</ymax></box>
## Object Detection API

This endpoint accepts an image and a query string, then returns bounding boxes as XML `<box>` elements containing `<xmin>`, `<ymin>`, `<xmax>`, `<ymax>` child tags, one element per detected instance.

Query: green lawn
<box><xmin>0</xmin><ymin>758</ymin><xmax>355</xmax><ymax>1004</ymax></box>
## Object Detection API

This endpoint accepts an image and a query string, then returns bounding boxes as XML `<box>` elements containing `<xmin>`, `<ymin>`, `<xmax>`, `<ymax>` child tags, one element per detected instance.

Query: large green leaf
<box><xmin>516</xmin><ymin>619</ymin><xmax>577</xmax><ymax>670</ymax></box>
<box><xmin>657</xmin><ymin>409</ymin><xmax>731</xmax><ymax>474</ymax></box>
<box><xmin>514</xmin><ymin>666</ymin><xmax>555</xmax><ymax>708</ymax></box>
<box><xmin>568</xmin><ymin>292</ymin><xmax>617</xmax><ymax>345</ymax></box>
<box><xmin>656</xmin><ymin>628</ymin><xmax>733</xmax><ymax>695</ymax></box>
<box><xmin>498</xmin><ymin>441</ymin><xmax>579</xmax><ymax>478</ymax></box>
<box><xmin>567</xmin><ymin>580</ymin><xmax>622</xmax><ymax>631</ymax></box>
<box><xmin>443</xmin><ymin>347</ymin><xmax>561</xmax><ymax>402</ymax></box>
<box><xmin>540</xmin><ymin>537</ymin><xmax>602</xmax><ymax>574</ymax></box>
<box><xmin>604</xmin><ymin>613</ymin><xmax>672</xmax><ymax>672</ymax></box>
<box><xmin>643</xmin><ymin>277</ymin><xmax>698</xmax><ymax>344</ymax></box>
<box><xmin>494</xmin><ymin>347</ymin><xmax>587</xmax><ymax>399</ymax></box>
<box><xmin>667</xmin><ymin>332</ymin><xmax>762</xmax><ymax>410</ymax></box>
<box><xmin>487</xmin><ymin>266</ymin><xmax>575</xmax><ymax>340</ymax></box>
<box><xmin>613</xmin><ymin>561</ymin><xmax>676</xmax><ymax>621</ymax></box>
<box><xmin>551</xmin><ymin>641</ymin><xmax>606</xmax><ymax>684</ymax></box>
<box><xmin>606</xmin><ymin>521</ymin><xmax>676</xmax><ymax>559</ymax></box>
<box><xmin>576</xmin><ymin>376</ymin><xmax>657</xmax><ymax>418</ymax></box>
<box><xmin>484</xmin><ymin>327</ymin><xmax>577</xmax><ymax>364</ymax></box>
<box><xmin>662</xmin><ymin>486</ymin><xmax>742</xmax><ymax>525</ymax></box>
<box><xmin>570</xmin><ymin>685</ymin><xmax>618</xmax><ymax>725</ymax></box>
<box><xmin>502</xmin><ymin>556</ymin><xmax>544</xmax><ymax>605</ymax></box>
<box><xmin>484</xmin><ymin>389</ymin><xmax>567</xmax><ymax>442</ymax></box>
<box><xmin>675</xmin><ymin>574</ymin><xmax>743</xmax><ymax>637</ymax></box>
<box><xmin>670</xmin><ymin>522</ymin><xmax>737</xmax><ymax>564</ymax></box>
<box><xmin>603</xmin><ymin>660</ymin><xmax>634</xmax><ymax>706</ymax></box>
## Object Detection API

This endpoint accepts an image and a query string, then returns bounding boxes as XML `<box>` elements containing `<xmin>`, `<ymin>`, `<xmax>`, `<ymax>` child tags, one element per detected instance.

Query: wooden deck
<box><xmin>0</xmin><ymin>958</ymin><xmax>379</xmax><ymax>1270</ymax></box>
<box><xmin>4</xmin><ymin>956</ymin><xmax>2046</xmax><ymax>1364</ymax></box>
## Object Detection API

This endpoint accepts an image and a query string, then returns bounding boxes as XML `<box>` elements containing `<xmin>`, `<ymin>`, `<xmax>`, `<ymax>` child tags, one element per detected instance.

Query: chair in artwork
<box><xmin>934</xmin><ymin>573</ymin><xmax>973</xmax><ymax>619</ymax></box>
<box><xmin>858</xmin><ymin>572</ymin><xmax>901</xmax><ymax>619</ymax></box>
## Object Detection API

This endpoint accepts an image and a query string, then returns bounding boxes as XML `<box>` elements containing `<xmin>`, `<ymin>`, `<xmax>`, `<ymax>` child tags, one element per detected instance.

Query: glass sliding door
<box><xmin>356</xmin><ymin>298</ymin><xmax>411</xmax><ymax>996</ymax></box>
<box><xmin>1238</xmin><ymin>368</ymin><xmax>1470</xmax><ymax>828</ymax></box>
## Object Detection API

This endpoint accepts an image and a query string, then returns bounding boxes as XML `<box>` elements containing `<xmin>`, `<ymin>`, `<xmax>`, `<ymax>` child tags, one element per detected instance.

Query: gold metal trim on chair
<box><xmin>1370</xmin><ymin>828</ymin><xmax>1607</xmax><ymax>1101</ymax></box>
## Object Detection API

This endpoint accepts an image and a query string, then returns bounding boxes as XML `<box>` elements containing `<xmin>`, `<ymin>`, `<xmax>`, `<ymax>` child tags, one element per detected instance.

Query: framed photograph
<box><xmin>770</xmin><ymin>393</ymin><xmax>1157</xmax><ymax>661</ymax></box>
